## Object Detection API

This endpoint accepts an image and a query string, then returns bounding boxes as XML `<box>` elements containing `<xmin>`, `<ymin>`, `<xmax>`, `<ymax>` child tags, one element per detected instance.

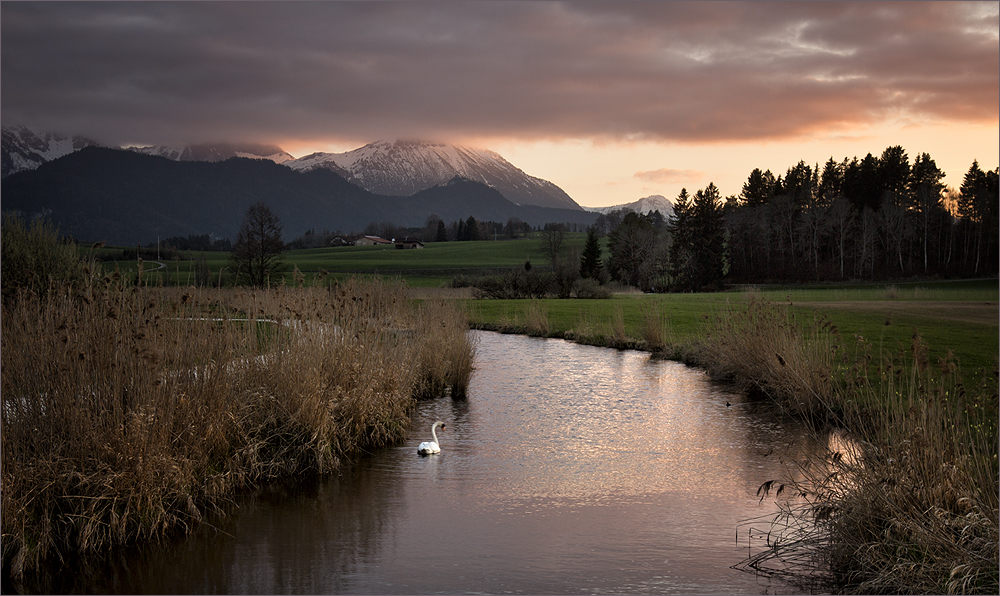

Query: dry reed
<box><xmin>716</xmin><ymin>291</ymin><xmax>999</xmax><ymax>593</ymax></box>
<box><xmin>695</xmin><ymin>290</ymin><xmax>839</xmax><ymax>420</ymax></box>
<box><xmin>522</xmin><ymin>299</ymin><xmax>550</xmax><ymax>337</ymax></box>
<box><xmin>638</xmin><ymin>299</ymin><xmax>670</xmax><ymax>353</ymax></box>
<box><xmin>1</xmin><ymin>276</ymin><xmax>473</xmax><ymax>581</ymax></box>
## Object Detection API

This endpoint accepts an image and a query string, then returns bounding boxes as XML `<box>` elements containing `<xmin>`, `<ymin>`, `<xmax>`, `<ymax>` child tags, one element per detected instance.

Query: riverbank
<box><xmin>1</xmin><ymin>278</ymin><xmax>474</xmax><ymax>586</ymax></box>
<box><xmin>465</xmin><ymin>288</ymin><xmax>999</xmax><ymax>594</ymax></box>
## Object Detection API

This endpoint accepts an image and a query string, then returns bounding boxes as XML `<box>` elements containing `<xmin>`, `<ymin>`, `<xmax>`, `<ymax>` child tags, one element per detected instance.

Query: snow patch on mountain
<box><xmin>127</xmin><ymin>142</ymin><xmax>294</xmax><ymax>164</ymax></box>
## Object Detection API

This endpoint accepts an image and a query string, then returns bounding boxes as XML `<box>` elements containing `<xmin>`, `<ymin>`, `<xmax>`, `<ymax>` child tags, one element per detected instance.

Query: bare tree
<box><xmin>231</xmin><ymin>202</ymin><xmax>285</xmax><ymax>287</ymax></box>
<box><xmin>540</xmin><ymin>222</ymin><xmax>567</xmax><ymax>266</ymax></box>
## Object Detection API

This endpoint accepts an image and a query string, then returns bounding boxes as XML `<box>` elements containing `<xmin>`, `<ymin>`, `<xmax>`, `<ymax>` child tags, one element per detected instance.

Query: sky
<box><xmin>2</xmin><ymin>1</ymin><xmax>997</xmax><ymax>208</ymax></box>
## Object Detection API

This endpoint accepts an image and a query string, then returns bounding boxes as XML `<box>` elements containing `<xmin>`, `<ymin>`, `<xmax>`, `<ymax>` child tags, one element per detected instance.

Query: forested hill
<box><xmin>0</xmin><ymin>147</ymin><xmax>596</xmax><ymax>245</ymax></box>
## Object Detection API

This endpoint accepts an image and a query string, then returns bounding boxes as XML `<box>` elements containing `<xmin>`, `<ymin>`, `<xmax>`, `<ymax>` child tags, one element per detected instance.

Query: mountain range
<box><xmin>2</xmin><ymin>126</ymin><xmax>577</xmax><ymax>210</ymax></box>
<box><xmin>2</xmin><ymin>125</ymin><xmax>670</xmax><ymax>244</ymax></box>
<box><xmin>1</xmin><ymin>146</ymin><xmax>596</xmax><ymax>245</ymax></box>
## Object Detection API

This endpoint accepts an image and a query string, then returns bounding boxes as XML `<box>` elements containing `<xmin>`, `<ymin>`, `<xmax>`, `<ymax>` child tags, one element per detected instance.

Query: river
<box><xmin>53</xmin><ymin>331</ymin><xmax>821</xmax><ymax>594</ymax></box>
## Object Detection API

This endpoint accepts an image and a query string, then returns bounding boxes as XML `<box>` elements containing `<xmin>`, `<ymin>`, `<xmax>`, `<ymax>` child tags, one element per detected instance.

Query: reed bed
<box><xmin>694</xmin><ymin>289</ymin><xmax>839</xmax><ymax>420</ymax></box>
<box><xmin>1</xmin><ymin>277</ymin><xmax>473</xmax><ymax>581</ymax></box>
<box><xmin>638</xmin><ymin>299</ymin><xmax>671</xmax><ymax>353</ymax></box>
<box><xmin>710</xmin><ymin>291</ymin><xmax>999</xmax><ymax>594</ymax></box>
<box><xmin>523</xmin><ymin>299</ymin><xmax>550</xmax><ymax>337</ymax></box>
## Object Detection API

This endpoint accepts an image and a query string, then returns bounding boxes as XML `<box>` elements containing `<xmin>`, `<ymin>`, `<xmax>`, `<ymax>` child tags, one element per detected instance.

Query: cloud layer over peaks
<box><xmin>2</xmin><ymin>1</ymin><xmax>996</xmax><ymax>148</ymax></box>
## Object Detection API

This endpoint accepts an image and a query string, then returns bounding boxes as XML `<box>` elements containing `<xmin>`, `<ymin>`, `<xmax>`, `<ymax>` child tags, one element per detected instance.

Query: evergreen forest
<box><xmin>603</xmin><ymin>148</ymin><xmax>998</xmax><ymax>292</ymax></box>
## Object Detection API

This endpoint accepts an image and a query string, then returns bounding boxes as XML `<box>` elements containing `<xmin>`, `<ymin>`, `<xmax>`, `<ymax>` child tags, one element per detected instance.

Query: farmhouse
<box><xmin>355</xmin><ymin>235</ymin><xmax>393</xmax><ymax>246</ymax></box>
<box><xmin>395</xmin><ymin>238</ymin><xmax>425</xmax><ymax>249</ymax></box>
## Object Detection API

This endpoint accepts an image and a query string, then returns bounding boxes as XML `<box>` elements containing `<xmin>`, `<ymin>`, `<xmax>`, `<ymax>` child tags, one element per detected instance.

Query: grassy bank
<box><xmin>464</xmin><ymin>280</ymin><xmax>998</xmax><ymax>382</ymax></box>
<box><xmin>1</xmin><ymin>277</ymin><xmax>474</xmax><ymax>584</ymax></box>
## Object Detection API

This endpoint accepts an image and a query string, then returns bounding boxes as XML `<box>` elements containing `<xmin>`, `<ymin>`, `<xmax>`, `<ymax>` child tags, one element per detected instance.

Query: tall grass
<box><xmin>695</xmin><ymin>290</ymin><xmax>839</xmax><ymax>420</ymax></box>
<box><xmin>639</xmin><ymin>299</ymin><xmax>671</xmax><ymax>353</ymax></box>
<box><xmin>710</xmin><ymin>291</ymin><xmax>998</xmax><ymax>593</ymax></box>
<box><xmin>523</xmin><ymin>299</ymin><xmax>550</xmax><ymax>337</ymax></box>
<box><xmin>1</xmin><ymin>276</ymin><xmax>473</xmax><ymax>581</ymax></box>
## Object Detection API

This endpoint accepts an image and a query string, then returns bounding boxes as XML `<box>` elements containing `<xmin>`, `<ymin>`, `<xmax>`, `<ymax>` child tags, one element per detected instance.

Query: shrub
<box><xmin>471</xmin><ymin>268</ymin><xmax>554</xmax><ymax>299</ymax></box>
<box><xmin>572</xmin><ymin>278</ymin><xmax>612</xmax><ymax>299</ymax></box>
<box><xmin>1</xmin><ymin>213</ymin><xmax>90</xmax><ymax>303</ymax></box>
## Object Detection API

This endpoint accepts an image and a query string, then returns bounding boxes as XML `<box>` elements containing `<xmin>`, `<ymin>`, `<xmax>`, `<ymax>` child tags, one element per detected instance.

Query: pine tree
<box><xmin>465</xmin><ymin>216</ymin><xmax>480</xmax><ymax>241</ymax></box>
<box><xmin>667</xmin><ymin>188</ymin><xmax>695</xmax><ymax>290</ymax></box>
<box><xmin>740</xmin><ymin>168</ymin><xmax>776</xmax><ymax>206</ymax></box>
<box><xmin>692</xmin><ymin>182</ymin><xmax>726</xmax><ymax>289</ymax></box>
<box><xmin>579</xmin><ymin>226</ymin><xmax>603</xmax><ymax>280</ymax></box>
<box><xmin>909</xmin><ymin>153</ymin><xmax>945</xmax><ymax>273</ymax></box>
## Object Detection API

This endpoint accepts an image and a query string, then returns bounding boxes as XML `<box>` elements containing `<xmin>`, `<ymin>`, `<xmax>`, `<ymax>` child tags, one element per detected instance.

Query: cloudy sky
<box><xmin>2</xmin><ymin>1</ymin><xmax>997</xmax><ymax>208</ymax></box>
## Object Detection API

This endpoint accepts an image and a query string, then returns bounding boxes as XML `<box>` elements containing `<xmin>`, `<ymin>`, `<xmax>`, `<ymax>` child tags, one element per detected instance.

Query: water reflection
<box><xmin>58</xmin><ymin>331</ymin><xmax>820</xmax><ymax>594</ymax></box>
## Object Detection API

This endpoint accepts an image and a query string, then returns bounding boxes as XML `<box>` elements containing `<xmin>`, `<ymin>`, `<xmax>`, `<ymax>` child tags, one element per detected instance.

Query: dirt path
<box><xmin>800</xmin><ymin>300</ymin><xmax>999</xmax><ymax>327</ymax></box>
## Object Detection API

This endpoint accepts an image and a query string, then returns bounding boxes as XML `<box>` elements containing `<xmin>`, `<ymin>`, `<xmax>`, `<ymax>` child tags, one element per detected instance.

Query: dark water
<box><xmin>59</xmin><ymin>331</ymin><xmax>820</xmax><ymax>594</ymax></box>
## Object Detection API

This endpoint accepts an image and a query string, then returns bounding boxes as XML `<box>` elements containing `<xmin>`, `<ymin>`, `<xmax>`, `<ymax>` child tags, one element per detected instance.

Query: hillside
<box><xmin>1</xmin><ymin>147</ymin><xmax>596</xmax><ymax>245</ymax></box>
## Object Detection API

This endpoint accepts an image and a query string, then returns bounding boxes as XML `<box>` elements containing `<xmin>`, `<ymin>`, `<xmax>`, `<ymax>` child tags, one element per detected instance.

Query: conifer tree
<box><xmin>579</xmin><ymin>226</ymin><xmax>603</xmax><ymax>280</ymax></box>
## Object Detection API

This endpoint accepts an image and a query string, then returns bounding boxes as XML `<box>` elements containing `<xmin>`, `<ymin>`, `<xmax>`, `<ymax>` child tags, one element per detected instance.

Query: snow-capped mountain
<box><xmin>3</xmin><ymin>128</ymin><xmax>579</xmax><ymax>211</ymax></box>
<box><xmin>585</xmin><ymin>194</ymin><xmax>674</xmax><ymax>217</ymax></box>
<box><xmin>127</xmin><ymin>142</ymin><xmax>295</xmax><ymax>164</ymax></box>
<box><xmin>1</xmin><ymin>125</ymin><xmax>104</xmax><ymax>177</ymax></box>
<box><xmin>2</xmin><ymin>125</ymin><xmax>296</xmax><ymax>177</ymax></box>
<box><xmin>286</xmin><ymin>140</ymin><xmax>581</xmax><ymax>210</ymax></box>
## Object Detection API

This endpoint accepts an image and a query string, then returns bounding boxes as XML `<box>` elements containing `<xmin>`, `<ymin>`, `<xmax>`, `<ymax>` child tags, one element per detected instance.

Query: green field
<box><xmin>92</xmin><ymin>238</ymin><xmax>998</xmax><ymax>378</ymax></box>
<box><xmin>93</xmin><ymin>234</ymin><xmax>591</xmax><ymax>287</ymax></box>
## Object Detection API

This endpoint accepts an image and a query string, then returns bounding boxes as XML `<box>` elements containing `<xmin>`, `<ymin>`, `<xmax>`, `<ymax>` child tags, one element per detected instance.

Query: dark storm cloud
<box><xmin>2</xmin><ymin>1</ymin><xmax>996</xmax><ymax>148</ymax></box>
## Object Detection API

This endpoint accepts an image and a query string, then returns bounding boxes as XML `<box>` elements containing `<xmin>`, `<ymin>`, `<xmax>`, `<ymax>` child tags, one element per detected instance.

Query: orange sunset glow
<box><xmin>3</xmin><ymin>1</ymin><xmax>996</xmax><ymax>208</ymax></box>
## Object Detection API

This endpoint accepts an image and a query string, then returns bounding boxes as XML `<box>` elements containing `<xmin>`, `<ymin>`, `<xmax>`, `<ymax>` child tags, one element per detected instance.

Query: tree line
<box><xmin>597</xmin><ymin>148</ymin><xmax>997</xmax><ymax>292</ymax></box>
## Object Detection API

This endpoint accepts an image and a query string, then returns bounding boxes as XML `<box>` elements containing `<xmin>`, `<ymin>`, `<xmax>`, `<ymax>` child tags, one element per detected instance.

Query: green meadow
<box><xmin>94</xmin><ymin>234</ymin><xmax>591</xmax><ymax>287</ymax></box>
<box><xmin>93</xmin><ymin>238</ymin><xmax>998</xmax><ymax>378</ymax></box>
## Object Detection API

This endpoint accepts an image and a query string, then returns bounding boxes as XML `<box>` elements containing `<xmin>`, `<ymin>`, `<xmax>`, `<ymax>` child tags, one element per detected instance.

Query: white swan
<box><xmin>417</xmin><ymin>421</ymin><xmax>445</xmax><ymax>455</ymax></box>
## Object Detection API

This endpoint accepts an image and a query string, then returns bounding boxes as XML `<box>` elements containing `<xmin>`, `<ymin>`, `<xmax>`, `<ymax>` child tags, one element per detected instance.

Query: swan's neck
<box><xmin>431</xmin><ymin>424</ymin><xmax>439</xmax><ymax>444</ymax></box>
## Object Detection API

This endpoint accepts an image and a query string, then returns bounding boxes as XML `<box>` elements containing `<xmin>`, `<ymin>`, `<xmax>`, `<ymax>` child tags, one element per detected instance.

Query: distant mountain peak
<box><xmin>285</xmin><ymin>139</ymin><xmax>580</xmax><ymax>210</ymax></box>
<box><xmin>585</xmin><ymin>194</ymin><xmax>674</xmax><ymax>217</ymax></box>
